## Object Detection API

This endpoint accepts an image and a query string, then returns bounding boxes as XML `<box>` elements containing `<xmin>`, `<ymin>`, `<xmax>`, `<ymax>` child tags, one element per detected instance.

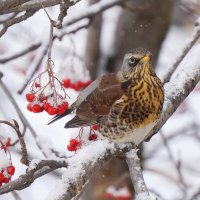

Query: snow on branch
<box><xmin>0</xmin><ymin>159</ymin><xmax>68</xmax><ymax>195</ymax></box>
<box><xmin>126</xmin><ymin>149</ymin><xmax>156</xmax><ymax>200</ymax></box>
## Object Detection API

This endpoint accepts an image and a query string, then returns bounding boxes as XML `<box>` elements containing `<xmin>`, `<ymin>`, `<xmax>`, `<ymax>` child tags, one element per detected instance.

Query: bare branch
<box><xmin>0</xmin><ymin>0</ymin><xmax>81</xmax><ymax>15</ymax></box>
<box><xmin>0</xmin><ymin>0</ymin><xmax>32</xmax><ymax>12</ymax></box>
<box><xmin>0</xmin><ymin>120</ymin><xmax>29</xmax><ymax>166</ymax></box>
<box><xmin>0</xmin><ymin>159</ymin><xmax>68</xmax><ymax>195</ymax></box>
<box><xmin>126</xmin><ymin>149</ymin><xmax>156</xmax><ymax>200</ymax></box>
<box><xmin>0</xmin><ymin>42</ymin><xmax>41</xmax><ymax>64</ymax></box>
<box><xmin>0</xmin><ymin>10</ymin><xmax>38</xmax><ymax>38</ymax></box>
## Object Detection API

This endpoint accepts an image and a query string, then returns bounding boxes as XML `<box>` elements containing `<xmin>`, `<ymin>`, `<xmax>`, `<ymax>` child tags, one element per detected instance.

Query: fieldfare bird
<box><xmin>48</xmin><ymin>48</ymin><xmax>164</xmax><ymax>145</ymax></box>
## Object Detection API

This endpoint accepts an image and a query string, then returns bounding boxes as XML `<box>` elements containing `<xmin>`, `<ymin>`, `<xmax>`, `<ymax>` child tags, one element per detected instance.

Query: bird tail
<box><xmin>47</xmin><ymin>107</ymin><xmax>73</xmax><ymax>125</ymax></box>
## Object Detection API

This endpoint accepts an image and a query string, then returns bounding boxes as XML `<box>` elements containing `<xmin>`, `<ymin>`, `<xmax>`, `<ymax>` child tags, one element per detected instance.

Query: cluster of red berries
<box><xmin>63</xmin><ymin>79</ymin><xmax>92</xmax><ymax>91</ymax></box>
<box><xmin>67</xmin><ymin>139</ymin><xmax>82</xmax><ymax>152</ymax></box>
<box><xmin>26</xmin><ymin>82</ymin><xmax>68</xmax><ymax>115</ymax></box>
<box><xmin>67</xmin><ymin>125</ymin><xmax>99</xmax><ymax>152</ymax></box>
<box><xmin>0</xmin><ymin>165</ymin><xmax>15</xmax><ymax>186</ymax></box>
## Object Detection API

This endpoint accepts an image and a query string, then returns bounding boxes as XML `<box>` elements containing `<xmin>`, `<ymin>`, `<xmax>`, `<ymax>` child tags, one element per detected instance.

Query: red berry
<box><xmin>91</xmin><ymin>124</ymin><xmax>99</xmax><ymax>131</ymax></box>
<box><xmin>26</xmin><ymin>93</ymin><xmax>35</xmax><ymax>102</ymax></box>
<box><xmin>77</xmin><ymin>81</ymin><xmax>84</xmax><ymax>89</ymax></box>
<box><xmin>27</xmin><ymin>103</ymin><xmax>33</xmax><ymax>111</ymax></box>
<box><xmin>63</xmin><ymin>79</ymin><xmax>71</xmax><ymax>88</ymax></box>
<box><xmin>2</xmin><ymin>177</ymin><xmax>10</xmax><ymax>183</ymax></box>
<box><xmin>67</xmin><ymin>144</ymin><xmax>76</xmax><ymax>151</ymax></box>
<box><xmin>7</xmin><ymin>166</ymin><xmax>15</xmax><ymax>175</ymax></box>
<box><xmin>84</xmin><ymin>80</ymin><xmax>92</xmax><ymax>88</ymax></box>
<box><xmin>32</xmin><ymin>104</ymin><xmax>43</xmax><ymax>113</ymax></box>
<box><xmin>43</xmin><ymin>102</ymin><xmax>50</xmax><ymax>111</ymax></box>
<box><xmin>69</xmin><ymin>139</ymin><xmax>79</xmax><ymax>146</ymax></box>
<box><xmin>47</xmin><ymin>106</ymin><xmax>57</xmax><ymax>115</ymax></box>
<box><xmin>63</xmin><ymin>101</ymin><xmax>69</xmax><ymax>108</ymax></box>
<box><xmin>57</xmin><ymin>104</ymin><xmax>68</xmax><ymax>115</ymax></box>
<box><xmin>70</xmin><ymin>83</ymin><xmax>79</xmax><ymax>91</ymax></box>
<box><xmin>35</xmin><ymin>82</ymin><xmax>41</xmax><ymax>88</ymax></box>
<box><xmin>67</xmin><ymin>139</ymin><xmax>80</xmax><ymax>152</ymax></box>
<box><xmin>0</xmin><ymin>173</ymin><xmax>4</xmax><ymax>182</ymax></box>
<box><xmin>88</xmin><ymin>134</ymin><xmax>97</xmax><ymax>141</ymax></box>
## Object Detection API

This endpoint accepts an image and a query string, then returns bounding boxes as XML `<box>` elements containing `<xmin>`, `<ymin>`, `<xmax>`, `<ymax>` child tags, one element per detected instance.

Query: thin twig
<box><xmin>0</xmin><ymin>10</ymin><xmax>38</xmax><ymax>38</ymax></box>
<box><xmin>160</xmin><ymin>130</ymin><xmax>187</xmax><ymax>192</ymax></box>
<box><xmin>0</xmin><ymin>120</ymin><xmax>29</xmax><ymax>166</ymax></box>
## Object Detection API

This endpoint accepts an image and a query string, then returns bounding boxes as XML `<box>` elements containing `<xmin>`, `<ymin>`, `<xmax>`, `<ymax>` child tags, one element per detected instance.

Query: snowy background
<box><xmin>0</xmin><ymin>0</ymin><xmax>200</xmax><ymax>200</ymax></box>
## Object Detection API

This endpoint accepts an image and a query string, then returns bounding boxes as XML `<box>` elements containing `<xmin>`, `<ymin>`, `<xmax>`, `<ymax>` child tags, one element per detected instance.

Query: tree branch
<box><xmin>0</xmin><ymin>0</ymin><xmax>31</xmax><ymax>12</ymax></box>
<box><xmin>126</xmin><ymin>149</ymin><xmax>155</xmax><ymax>200</ymax></box>
<box><xmin>0</xmin><ymin>159</ymin><xmax>68</xmax><ymax>195</ymax></box>
<box><xmin>0</xmin><ymin>120</ymin><xmax>29</xmax><ymax>166</ymax></box>
<box><xmin>0</xmin><ymin>10</ymin><xmax>38</xmax><ymax>38</ymax></box>
<box><xmin>0</xmin><ymin>0</ymin><xmax>80</xmax><ymax>15</ymax></box>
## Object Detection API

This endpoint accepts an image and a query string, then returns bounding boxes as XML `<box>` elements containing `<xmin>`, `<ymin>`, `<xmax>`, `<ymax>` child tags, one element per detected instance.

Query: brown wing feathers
<box><xmin>64</xmin><ymin>74</ymin><xmax>124</xmax><ymax>128</ymax></box>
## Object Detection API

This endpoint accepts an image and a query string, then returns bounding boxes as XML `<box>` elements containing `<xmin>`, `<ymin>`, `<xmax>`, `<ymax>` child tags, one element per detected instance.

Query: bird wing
<box><xmin>64</xmin><ymin>73</ymin><xmax>124</xmax><ymax>128</ymax></box>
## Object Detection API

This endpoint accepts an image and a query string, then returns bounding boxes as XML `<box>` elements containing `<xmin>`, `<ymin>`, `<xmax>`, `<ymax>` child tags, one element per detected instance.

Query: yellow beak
<box><xmin>141</xmin><ymin>55</ymin><xmax>150</xmax><ymax>62</ymax></box>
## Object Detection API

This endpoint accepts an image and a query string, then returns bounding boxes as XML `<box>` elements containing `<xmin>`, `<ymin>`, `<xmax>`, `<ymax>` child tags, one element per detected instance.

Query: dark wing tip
<box><xmin>47</xmin><ymin>108</ymin><xmax>73</xmax><ymax>125</ymax></box>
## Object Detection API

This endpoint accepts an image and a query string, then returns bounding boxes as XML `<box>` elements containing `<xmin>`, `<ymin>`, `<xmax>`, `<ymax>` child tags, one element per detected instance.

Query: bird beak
<box><xmin>141</xmin><ymin>55</ymin><xmax>150</xmax><ymax>62</ymax></box>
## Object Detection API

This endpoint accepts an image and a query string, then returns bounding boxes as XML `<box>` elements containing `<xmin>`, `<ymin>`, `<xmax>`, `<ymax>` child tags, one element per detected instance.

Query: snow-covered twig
<box><xmin>126</xmin><ymin>149</ymin><xmax>155</xmax><ymax>200</ymax></box>
<box><xmin>0</xmin><ymin>159</ymin><xmax>68</xmax><ymax>195</ymax></box>
<box><xmin>163</xmin><ymin>18</ymin><xmax>200</xmax><ymax>83</ymax></box>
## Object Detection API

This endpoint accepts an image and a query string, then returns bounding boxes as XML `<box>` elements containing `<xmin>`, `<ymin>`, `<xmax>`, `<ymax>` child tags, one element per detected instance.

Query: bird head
<box><xmin>120</xmin><ymin>48</ymin><xmax>152</xmax><ymax>80</ymax></box>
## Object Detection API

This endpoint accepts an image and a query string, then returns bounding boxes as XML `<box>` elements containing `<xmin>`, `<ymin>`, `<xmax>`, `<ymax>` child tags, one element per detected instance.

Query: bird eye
<box><xmin>128</xmin><ymin>57</ymin><xmax>139</xmax><ymax>67</ymax></box>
